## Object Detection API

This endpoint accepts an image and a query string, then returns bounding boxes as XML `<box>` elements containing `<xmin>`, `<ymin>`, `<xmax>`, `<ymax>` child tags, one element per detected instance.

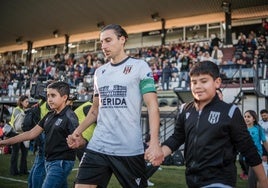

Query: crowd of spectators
<box><xmin>0</xmin><ymin>21</ymin><xmax>268</xmax><ymax>95</ymax></box>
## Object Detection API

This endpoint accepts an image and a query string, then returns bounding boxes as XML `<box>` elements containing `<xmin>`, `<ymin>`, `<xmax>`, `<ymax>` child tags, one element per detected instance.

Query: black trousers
<box><xmin>10</xmin><ymin>142</ymin><xmax>28</xmax><ymax>175</ymax></box>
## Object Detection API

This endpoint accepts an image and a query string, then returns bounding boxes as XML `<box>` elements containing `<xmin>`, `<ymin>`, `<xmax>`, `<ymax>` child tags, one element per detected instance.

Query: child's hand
<box><xmin>66</xmin><ymin>132</ymin><xmax>85</xmax><ymax>149</ymax></box>
<box><xmin>145</xmin><ymin>143</ymin><xmax>164</xmax><ymax>166</ymax></box>
<box><xmin>0</xmin><ymin>140</ymin><xmax>7</xmax><ymax>147</ymax></box>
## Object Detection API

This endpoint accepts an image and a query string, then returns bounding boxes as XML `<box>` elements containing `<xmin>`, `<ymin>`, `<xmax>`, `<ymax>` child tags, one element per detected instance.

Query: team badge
<box><xmin>186</xmin><ymin>112</ymin><xmax>190</xmax><ymax>119</ymax></box>
<box><xmin>146</xmin><ymin>72</ymin><xmax>153</xmax><ymax>78</ymax></box>
<box><xmin>55</xmin><ymin>118</ymin><xmax>63</xmax><ymax>126</ymax></box>
<box><xmin>123</xmin><ymin>65</ymin><xmax>133</xmax><ymax>74</ymax></box>
<box><xmin>208</xmin><ymin>111</ymin><xmax>220</xmax><ymax>124</ymax></box>
<box><xmin>135</xmin><ymin>178</ymin><xmax>141</xmax><ymax>185</ymax></box>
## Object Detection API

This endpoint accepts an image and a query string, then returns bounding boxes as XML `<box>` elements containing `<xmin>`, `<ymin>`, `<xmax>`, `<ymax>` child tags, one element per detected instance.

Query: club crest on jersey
<box><xmin>102</xmin><ymin>69</ymin><xmax>106</xmax><ymax>74</ymax></box>
<box><xmin>123</xmin><ymin>65</ymin><xmax>133</xmax><ymax>74</ymax></box>
<box><xmin>208</xmin><ymin>111</ymin><xmax>220</xmax><ymax>124</ymax></box>
<box><xmin>146</xmin><ymin>72</ymin><xmax>153</xmax><ymax>78</ymax></box>
<box><xmin>135</xmin><ymin>178</ymin><xmax>141</xmax><ymax>185</ymax></box>
<box><xmin>55</xmin><ymin>118</ymin><xmax>63</xmax><ymax>126</ymax></box>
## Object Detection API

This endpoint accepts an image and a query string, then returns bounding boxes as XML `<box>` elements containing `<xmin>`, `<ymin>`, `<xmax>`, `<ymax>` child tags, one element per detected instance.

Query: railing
<box><xmin>141</xmin><ymin>109</ymin><xmax>177</xmax><ymax>142</ymax></box>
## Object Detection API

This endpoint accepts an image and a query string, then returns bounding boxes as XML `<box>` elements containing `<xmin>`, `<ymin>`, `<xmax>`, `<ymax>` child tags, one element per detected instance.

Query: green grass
<box><xmin>0</xmin><ymin>152</ymin><xmax>247</xmax><ymax>188</ymax></box>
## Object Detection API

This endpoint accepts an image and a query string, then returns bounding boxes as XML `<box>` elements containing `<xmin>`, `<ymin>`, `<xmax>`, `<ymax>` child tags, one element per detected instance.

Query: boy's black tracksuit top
<box><xmin>163</xmin><ymin>95</ymin><xmax>261</xmax><ymax>188</ymax></box>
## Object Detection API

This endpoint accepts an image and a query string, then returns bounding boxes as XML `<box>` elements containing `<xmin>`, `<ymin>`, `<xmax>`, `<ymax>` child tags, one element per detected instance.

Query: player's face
<box><xmin>100</xmin><ymin>29</ymin><xmax>125</xmax><ymax>60</ymax></box>
<box><xmin>190</xmin><ymin>74</ymin><xmax>221</xmax><ymax>106</ymax></box>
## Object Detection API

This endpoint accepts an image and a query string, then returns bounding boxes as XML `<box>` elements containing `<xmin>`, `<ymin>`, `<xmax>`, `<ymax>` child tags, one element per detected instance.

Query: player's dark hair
<box><xmin>101</xmin><ymin>24</ymin><xmax>128</xmax><ymax>42</ymax></box>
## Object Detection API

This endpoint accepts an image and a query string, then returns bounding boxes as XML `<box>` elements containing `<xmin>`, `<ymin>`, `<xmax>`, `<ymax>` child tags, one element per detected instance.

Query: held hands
<box><xmin>144</xmin><ymin>142</ymin><xmax>164</xmax><ymax>166</ymax></box>
<box><xmin>0</xmin><ymin>139</ymin><xmax>7</xmax><ymax>147</ymax></box>
<box><xmin>66</xmin><ymin>131</ymin><xmax>86</xmax><ymax>149</ymax></box>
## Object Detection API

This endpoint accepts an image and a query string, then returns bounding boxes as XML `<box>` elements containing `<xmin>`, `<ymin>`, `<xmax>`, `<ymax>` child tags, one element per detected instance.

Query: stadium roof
<box><xmin>0</xmin><ymin>0</ymin><xmax>267</xmax><ymax>52</ymax></box>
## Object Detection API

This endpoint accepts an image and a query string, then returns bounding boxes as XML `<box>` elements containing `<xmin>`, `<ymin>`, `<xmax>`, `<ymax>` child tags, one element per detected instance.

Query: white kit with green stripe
<box><xmin>87</xmin><ymin>57</ymin><xmax>156</xmax><ymax>156</ymax></box>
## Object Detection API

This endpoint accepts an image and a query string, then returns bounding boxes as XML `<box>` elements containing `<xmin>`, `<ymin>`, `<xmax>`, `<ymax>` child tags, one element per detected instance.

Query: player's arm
<box><xmin>74</xmin><ymin>95</ymin><xmax>99</xmax><ymax>135</ymax></box>
<box><xmin>143</xmin><ymin>92</ymin><xmax>164</xmax><ymax>165</ymax></box>
<box><xmin>143</xmin><ymin>92</ymin><xmax>160</xmax><ymax>147</ymax></box>
<box><xmin>67</xmin><ymin>95</ymin><xmax>99</xmax><ymax>149</ymax></box>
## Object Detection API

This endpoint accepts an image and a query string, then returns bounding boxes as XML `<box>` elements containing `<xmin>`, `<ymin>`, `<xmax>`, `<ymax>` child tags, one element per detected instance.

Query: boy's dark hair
<box><xmin>47</xmin><ymin>81</ymin><xmax>70</xmax><ymax>99</ymax></box>
<box><xmin>101</xmin><ymin>24</ymin><xmax>128</xmax><ymax>42</ymax></box>
<box><xmin>260</xmin><ymin>109</ymin><xmax>268</xmax><ymax>114</ymax></box>
<box><xmin>189</xmin><ymin>61</ymin><xmax>220</xmax><ymax>80</ymax></box>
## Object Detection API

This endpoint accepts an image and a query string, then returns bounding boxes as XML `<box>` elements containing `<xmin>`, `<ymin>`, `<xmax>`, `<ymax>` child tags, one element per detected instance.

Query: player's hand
<box><xmin>145</xmin><ymin>142</ymin><xmax>164</xmax><ymax>166</ymax></box>
<box><xmin>67</xmin><ymin>131</ymin><xmax>85</xmax><ymax>149</ymax></box>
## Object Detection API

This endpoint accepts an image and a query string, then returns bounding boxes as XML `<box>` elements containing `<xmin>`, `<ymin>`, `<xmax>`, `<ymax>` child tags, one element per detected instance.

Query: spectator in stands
<box><xmin>257</xmin><ymin>34</ymin><xmax>267</xmax><ymax>47</ymax></box>
<box><xmin>14</xmin><ymin>69</ymin><xmax>25</xmax><ymax>96</ymax></box>
<box><xmin>237</xmin><ymin>33</ymin><xmax>247</xmax><ymax>51</ymax></box>
<box><xmin>200</xmin><ymin>51</ymin><xmax>213</xmax><ymax>62</ymax></box>
<box><xmin>178</xmin><ymin>50</ymin><xmax>191</xmax><ymax>84</ymax></box>
<box><xmin>236</xmin><ymin>51</ymin><xmax>252</xmax><ymax>67</ymax></box>
<box><xmin>210</xmin><ymin>34</ymin><xmax>222</xmax><ymax>51</ymax></box>
<box><xmin>222</xmin><ymin>56</ymin><xmax>236</xmax><ymax>65</ymax></box>
<box><xmin>196</xmin><ymin>50</ymin><xmax>204</xmax><ymax>63</ymax></box>
<box><xmin>246</xmin><ymin>33</ymin><xmax>257</xmax><ymax>52</ymax></box>
<box><xmin>9</xmin><ymin>95</ymin><xmax>29</xmax><ymax>176</ymax></box>
<box><xmin>161</xmin><ymin>59</ymin><xmax>172</xmax><ymax>90</ymax></box>
<box><xmin>151</xmin><ymin>64</ymin><xmax>160</xmax><ymax>84</ymax></box>
<box><xmin>171</xmin><ymin>63</ymin><xmax>179</xmax><ymax>82</ymax></box>
<box><xmin>211</xmin><ymin>45</ymin><xmax>223</xmax><ymax>65</ymax></box>
<box><xmin>259</xmin><ymin>18</ymin><xmax>268</xmax><ymax>37</ymax></box>
<box><xmin>7</xmin><ymin>81</ymin><xmax>15</xmax><ymax>96</ymax></box>
<box><xmin>202</xmin><ymin>43</ymin><xmax>211</xmax><ymax>54</ymax></box>
<box><xmin>151</xmin><ymin>61</ymin><xmax>268</xmax><ymax>188</ymax></box>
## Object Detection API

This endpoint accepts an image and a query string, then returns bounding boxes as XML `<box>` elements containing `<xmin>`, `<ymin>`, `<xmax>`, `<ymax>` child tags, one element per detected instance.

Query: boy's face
<box><xmin>46</xmin><ymin>88</ymin><xmax>68</xmax><ymax>112</ymax></box>
<box><xmin>190</xmin><ymin>74</ymin><xmax>221</xmax><ymax>104</ymax></box>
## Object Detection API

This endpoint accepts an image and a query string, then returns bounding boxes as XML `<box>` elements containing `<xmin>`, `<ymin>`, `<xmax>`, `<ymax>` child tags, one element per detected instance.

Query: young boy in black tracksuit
<box><xmin>148</xmin><ymin>61</ymin><xmax>268</xmax><ymax>188</ymax></box>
